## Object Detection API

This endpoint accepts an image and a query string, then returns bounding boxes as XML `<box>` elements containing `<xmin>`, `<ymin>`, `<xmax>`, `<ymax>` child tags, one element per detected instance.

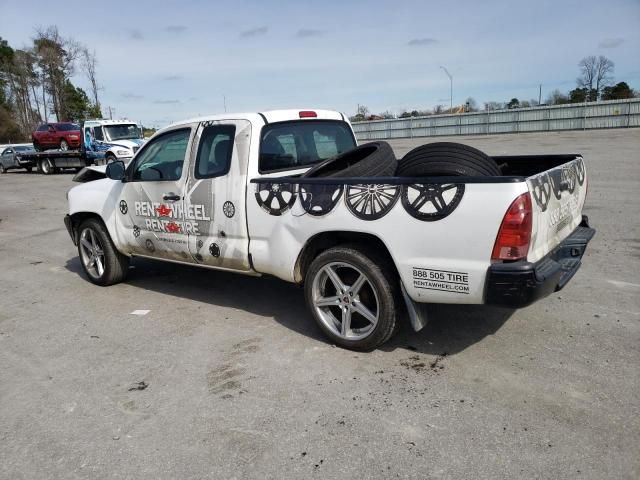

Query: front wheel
<box><xmin>105</xmin><ymin>153</ymin><xmax>117</xmax><ymax>164</ymax></box>
<box><xmin>0</xmin><ymin>164</ymin><xmax>6</xmax><ymax>174</ymax></box>
<box><xmin>304</xmin><ymin>246</ymin><xmax>399</xmax><ymax>351</ymax></box>
<box><xmin>78</xmin><ymin>218</ymin><xmax>130</xmax><ymax>286</ymax></box>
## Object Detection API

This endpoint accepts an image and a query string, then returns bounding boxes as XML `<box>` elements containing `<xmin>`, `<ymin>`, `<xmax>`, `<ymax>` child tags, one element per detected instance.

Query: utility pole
<box><xmin>538</xmin><ymin>84</ymin><xmax>542</xmax><ymax>105</ymax></box>
<box><xmin>440</xmin><ymin>66</ymin><xmax>453</xmax><ymax>110</ymax></box>
<box><xmin>108</xmin><ymin>106</ymin><xmax>113</xmax><ymax>120</ymax></box>
<box><xmin>223</xmin><ymin>95</ymin><xmax>227</xmax><ymax>113</ymax></box>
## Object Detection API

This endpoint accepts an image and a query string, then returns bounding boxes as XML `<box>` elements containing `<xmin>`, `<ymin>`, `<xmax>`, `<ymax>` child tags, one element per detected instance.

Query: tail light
<box><xmin>299</xmin><ymin>110</ymin><xmax>317</xmax><ymax>118</ymax></box>
<box><xmin>491</xmin><ymin>192</ymin><xmax>533</xmax><ymax>261</ymax></box>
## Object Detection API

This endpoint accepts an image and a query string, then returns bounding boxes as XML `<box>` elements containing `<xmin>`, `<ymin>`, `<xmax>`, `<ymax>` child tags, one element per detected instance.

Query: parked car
<box><xmin>32</xmin><ymin>122</ymin><xmax>81</xmax><ymax>151</ymax></box>
<box><xmin>0</xmin><ymin>144</ymin><xmax>36</xmax><ymax>173</ymax></box>
<box><xmin>64</xmin><ymin>109</ymin><xmax>594</xmax><ymax>351</ymax></box>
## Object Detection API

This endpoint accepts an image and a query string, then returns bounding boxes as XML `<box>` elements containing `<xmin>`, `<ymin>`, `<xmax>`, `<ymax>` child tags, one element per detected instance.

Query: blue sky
<box><xmin>1</xmin><ymin>0</ymin><xmax>639</xmax><ymax>127</ymax></box>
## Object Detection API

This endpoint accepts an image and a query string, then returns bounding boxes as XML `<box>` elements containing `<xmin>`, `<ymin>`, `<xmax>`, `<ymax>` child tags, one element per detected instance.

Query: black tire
<box><xmin>24</xmin><ymin>167</ymin><xmax>32</xmax><ymax>173</ymax></box>
<box><xmin>105</xmin><ymin>153</ymin><xmax>117</xmax><ymax>164</ymax></box>
<box><xmin>39</xmin><ymin>158</ymin><xmax>54</xmax><ymax>175</ymax></box>
<box><xmin>304</xmin><ymin>245</ymin><xmax>399</xmax><ymax>351</ymax></box>
<box><xmin>77</xmin><ymin>218</ymin><xmax>129</xmax><ymax>286</ymax></box>
<box><xmin>396</xmin><ymin>142</ymin><xmax>501</xmax><ymax>177</ymax></box>
<box><xmin>0</xmin><ymin>164</ymin><xmax>6</xmax><ymax>174</ymax></box>
<box><xmin>302</xmin><ymin>141</ymin><xmax>396</xmax><ymax>178</ymax></box>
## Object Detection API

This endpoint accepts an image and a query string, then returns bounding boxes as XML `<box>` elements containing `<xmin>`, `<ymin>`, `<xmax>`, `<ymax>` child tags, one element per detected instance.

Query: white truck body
<box><xmin>65</xmin><ymin>109</ymin><xmax>594</xmax><ymax>348</ymax></box>
<box><xmin>83</xmin><ymin>119</ymin><xmax>145</xmax><ymax>162</ymax></box>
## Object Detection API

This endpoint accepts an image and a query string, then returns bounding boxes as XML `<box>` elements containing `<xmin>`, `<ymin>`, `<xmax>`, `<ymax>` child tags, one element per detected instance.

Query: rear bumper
<box><xmin>485</xmin><ymin>215</ymin><xmax>595</xmax><ymax>308</ymax></box>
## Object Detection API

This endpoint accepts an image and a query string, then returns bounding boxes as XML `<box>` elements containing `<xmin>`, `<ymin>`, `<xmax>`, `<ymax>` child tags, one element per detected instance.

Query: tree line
<box><xmin>0</xmin><ymin>27</ymin><xmax>101</xmax><ymax>142</ymax></box>
<box><xmin>352</xmin><ymin>55</ymin><xmax>638</xmax><ymax>121</ymax></box>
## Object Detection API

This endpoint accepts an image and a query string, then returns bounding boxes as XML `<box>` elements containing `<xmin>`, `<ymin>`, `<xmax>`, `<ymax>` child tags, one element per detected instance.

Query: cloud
<box><xmin>407</xmin><ymin>37</ymin><xmax>437</xmax><ymax>46</ymax></box>
<box><xmin>161</xmin><ymin>75</ymin><xmax>183</xmax><ymax>81</ymax></box>
<box><xmin>598</xmin><ymin>38</ymin><xmax>624</xmax><ymax>48</ymax></box>
<box><xmin>153</xmin><ymin>99</ymin><xmax>180</xmax><ymax>104</ymax></box>
<box><xmin>128</xmin><ymin>29</ymin><xmax>143</xmax><ymax>40</ymax></box>
<box><xmin>164</xmin><ymin>25</ymin><xmax>188</xmax><ymax>34</ymax></box>
<box><xmin>296</xmin><ymin>29</ymin><xmax>325</xmax><ymax>38</ymax></box>
<box><xmin>240</xmin><ymin>26</ymin><xmax>268</xmax><ymax>38</ymax></box>
<box><xmin>121</xmin><ymin>93</ymin><xmax>144</xmax><ymax>99</ymax></box>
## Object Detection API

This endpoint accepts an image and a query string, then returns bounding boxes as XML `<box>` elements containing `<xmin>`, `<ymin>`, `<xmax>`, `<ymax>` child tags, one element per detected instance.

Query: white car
<box><xmin>64</xmin><ymin>109</ymin><xmax>595</xmax><ymax>350</ymax></box>
<box><xmin>83</xmin><ymin>120</ymin><xmax>145</xmax><ymax>163</ymax></box>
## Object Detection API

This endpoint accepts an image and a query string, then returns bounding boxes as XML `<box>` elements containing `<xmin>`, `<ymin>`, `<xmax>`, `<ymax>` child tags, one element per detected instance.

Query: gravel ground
<box><xmin>0</xmin><ymin>128</ymin><xmax>638</xmax><ymax>479</ymax></box>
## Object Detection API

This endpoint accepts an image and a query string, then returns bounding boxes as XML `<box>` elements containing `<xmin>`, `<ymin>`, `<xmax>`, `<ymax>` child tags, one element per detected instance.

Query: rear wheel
<box><xmin>39</xmin><ymin>158</ymin><xmax>55</xmax><ymax>175</ymax></box>
<box><xmin>60</xmin><ymin>139</ymin><xmax>69</xmax><ymax>151</ymax></box>
<box><xmin>78</xmin><ymin>218</ymin><xmax>129</xmax><ymax>286</ymax></box>
<box><xmin>304</xmin><ymin>246</ymin><xmax>398</xmax><ymax>351</ymax></box>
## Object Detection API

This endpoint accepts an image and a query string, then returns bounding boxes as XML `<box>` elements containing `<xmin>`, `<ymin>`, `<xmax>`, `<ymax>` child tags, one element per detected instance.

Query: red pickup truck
<box><xmin>32</xmin><ymin>122</ymin><xmax>81</xmax><ymax>151</ymax></box>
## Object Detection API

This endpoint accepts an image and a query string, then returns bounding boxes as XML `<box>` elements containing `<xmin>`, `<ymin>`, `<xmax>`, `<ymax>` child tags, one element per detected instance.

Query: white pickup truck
<box><xmin>65</xmin><ymin>109</ymin><xmax>595</xmax><ymax>350</ymax></box>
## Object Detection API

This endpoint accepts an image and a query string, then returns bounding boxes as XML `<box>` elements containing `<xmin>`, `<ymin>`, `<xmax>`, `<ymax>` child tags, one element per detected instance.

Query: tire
<box><xmin>60</xmin><ymin>139</ymin><xmax>69</xmax><ymax>151</ymax></box>
<box><xmin>304</xmin><ymin>245</ymin><xmax>399</xmax><ymax>351</ymax></box>
<box><xmin>39</xmin><ymin>158</ymin><xmax>54</xmax><ymax>175</ymax></box>
<box><xmin>0</xmin><ymin>164</ymin><xmax>5</xmax><ymax>174</ymax></box>
<box><xmin>105</xmin><ymin>153</ymin><xmax>117</xmax><ymax>164</ymax></box>
<box><xmin>396</xmin><ymin>142</ymin><xmax>501</xmax><ymax>177</ymax></box>
<box><xmin>24</xmin><ymin>167</ymin><xmax>32</xmax><ymax>173</ymax></box>
<box><xmin>77</xmin><ymin>218</ymin><xmax>129</xmax><ymax>286</ymax></box>
<box><xmin>302</xmin><ymin>141</ymin><xmax>396</xmax><ymax>178</ymax></box>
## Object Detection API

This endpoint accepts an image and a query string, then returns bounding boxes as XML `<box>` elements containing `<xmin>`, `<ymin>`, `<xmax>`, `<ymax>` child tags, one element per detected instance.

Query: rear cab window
<box><xmin>259</xmin><ymin>120</ymin><xmax>355</xmax><ymax>173</ymax></box>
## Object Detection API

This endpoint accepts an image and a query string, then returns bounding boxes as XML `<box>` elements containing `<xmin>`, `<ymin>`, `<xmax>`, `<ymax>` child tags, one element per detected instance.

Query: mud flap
<box><xmin>401</xmin><ymin>282</ymin><xmax>429</xmax><ymax>332</ymax></box>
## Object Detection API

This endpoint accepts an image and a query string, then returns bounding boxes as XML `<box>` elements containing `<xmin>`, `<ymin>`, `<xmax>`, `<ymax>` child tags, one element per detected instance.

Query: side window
<box><xmin>94</xmin><ymin>126</ymin><xmax>104</xmax><ymax>141</ymax></box>
<box><xmin>194</xmin><ymin>125</ymin><xmax>236</xmax><ymax>179</ymax></box>
<box><xmin>37</xmin><ymin>124</ymin><xmax>49</xmax><ymax>132</ymax></box>
<box><xmin>131</xmin><ymin>128</ymin><xmax>190</xmax><ymax>182</ymax></box>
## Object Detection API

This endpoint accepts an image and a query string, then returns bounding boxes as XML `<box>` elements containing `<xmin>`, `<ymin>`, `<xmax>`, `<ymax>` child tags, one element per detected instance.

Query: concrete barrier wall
<box><xmin>352</xmin><ymin>98</ymin><xmax>640</xmax><ymax>140</ymax></box>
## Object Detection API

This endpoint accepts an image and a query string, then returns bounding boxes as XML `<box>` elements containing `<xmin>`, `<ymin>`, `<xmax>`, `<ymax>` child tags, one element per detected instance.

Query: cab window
<box><xmin>131</xmin><ymin>128</ymin><xmax>190</xmax><ymax>182</ymax></box>
<box><xmin>259</xmin><ymin>120</ymin><xmax>355</xmax><ymax>173</ymax></box>
<box><xmin>94</xmin><ymin>126</ymin><xmax>104</xmax><ymax>141</ymax></box>
<box><xmin>194</xmin><ymin>125</ymin><xmax>236</xmax><ymax>179</ymax></box>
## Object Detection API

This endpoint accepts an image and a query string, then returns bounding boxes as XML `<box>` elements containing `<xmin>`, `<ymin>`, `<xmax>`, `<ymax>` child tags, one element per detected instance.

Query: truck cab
<box><xmin>83</xmin><ymin>120</ymin><xmax>145</xmax><ymax>163</ymax></box>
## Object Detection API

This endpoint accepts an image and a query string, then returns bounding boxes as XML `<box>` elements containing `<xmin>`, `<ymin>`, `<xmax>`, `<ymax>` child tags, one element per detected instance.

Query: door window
<box><xmin>130</xmin><ymin>128</ymin><xmax>190</xmax><ymax>182</ymax></box>
<box><xmin>94</xmin><ymin>126</ymin><xmax>104</xmax><ymax>141</ymax></box>
<box><xmin>194</xmin><ymin>125</ymin><xmax>236</xmax><ymax>179</ymax></box>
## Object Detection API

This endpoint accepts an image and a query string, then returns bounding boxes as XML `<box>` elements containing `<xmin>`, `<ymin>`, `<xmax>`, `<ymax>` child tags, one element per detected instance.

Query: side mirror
<box><xmin>106</xmin><ymin>160</ymin><xmax>126</xmax><ymax>180</ymax></box>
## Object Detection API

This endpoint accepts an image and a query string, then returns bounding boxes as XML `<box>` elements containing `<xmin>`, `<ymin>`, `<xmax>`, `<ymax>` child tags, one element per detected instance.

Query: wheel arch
<box><xmin>68</xmin><ymin>212</ymin><xmax>105</xmax><ymax>243</ymax></box>
<box><xmin>294</xmin><ymin>230</ymin><xmax>399</xmax><ymax>283</ymax></box>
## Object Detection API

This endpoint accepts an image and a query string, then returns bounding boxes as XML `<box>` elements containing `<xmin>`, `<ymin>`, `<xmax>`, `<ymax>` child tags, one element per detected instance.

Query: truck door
<box><xmin>183</xmin><ymin>120</ymin><xmax>252</xmax><ymax>271</ymax></box>
<box><xmin>114</xmin><ymin>126</ymin><xmax>196</xmax><ymax>261</ymax></box>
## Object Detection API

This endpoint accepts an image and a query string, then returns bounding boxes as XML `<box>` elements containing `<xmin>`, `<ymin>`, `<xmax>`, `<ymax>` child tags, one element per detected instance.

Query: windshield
<box><xmin>103</xmin><ymin>124</ymin><xmax>142</xmax><ymax>141</ymax></box>
<box><xmin>259</xmin><ymin>120</ymin><xmax>356</xmax><ymax>172</ymax></box>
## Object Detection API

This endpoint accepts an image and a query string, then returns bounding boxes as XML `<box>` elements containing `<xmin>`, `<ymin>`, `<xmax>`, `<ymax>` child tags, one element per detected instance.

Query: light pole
<box><xmin>440</xmin><ymin>66</ymin><xmax>453</xmax><ymax>110</ymax></box>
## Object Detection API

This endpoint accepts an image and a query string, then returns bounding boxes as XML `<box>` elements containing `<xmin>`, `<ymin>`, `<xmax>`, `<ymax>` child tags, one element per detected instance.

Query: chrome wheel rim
<box><xmin>60</xmin><ymin>140</ymin><xmax>68</xmax><ymax>151</ymax></box>
<box><xmin>79</xmin><ymin>227</ymin><xmax>105</xmax><ymax>279</ymax></box>
<box><xmin>312</xmin><ymin>262</ymin><xmax>379</xmax><ymax>340</ymax></box>
<box><xmin>42</xmin><ymin>159</ymin><xmax>52</xmax><ymax>174</ymax></box>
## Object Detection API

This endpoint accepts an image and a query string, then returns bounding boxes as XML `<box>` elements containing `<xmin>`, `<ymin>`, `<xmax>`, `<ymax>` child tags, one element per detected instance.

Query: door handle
<box><xmin>163</xmin><ymin>193</ymin><xmax>181</xmax><ymax>202</ymax></box>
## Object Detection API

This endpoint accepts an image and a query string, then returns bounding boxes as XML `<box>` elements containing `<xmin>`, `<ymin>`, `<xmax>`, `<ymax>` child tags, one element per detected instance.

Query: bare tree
<box><xmin>577</xmin><ymin>55</ymin><xmax>614</xmax><ymax>100</ymax></box>
<box><xmin>81</xmin><ymin>47</ymin><xmax>100</xmax><ymax>109</ymax></box>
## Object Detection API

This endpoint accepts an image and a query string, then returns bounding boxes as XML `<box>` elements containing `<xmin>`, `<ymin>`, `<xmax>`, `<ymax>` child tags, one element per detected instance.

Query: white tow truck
<box><xmin>83</xmin><ymin>119</ymin><xmax>145</xmax><ymax>163</ymax></box>
<box><xmin>64</xmin><ymin>109</ymin><xmax>595</xmax><ymax>350</ymax></box>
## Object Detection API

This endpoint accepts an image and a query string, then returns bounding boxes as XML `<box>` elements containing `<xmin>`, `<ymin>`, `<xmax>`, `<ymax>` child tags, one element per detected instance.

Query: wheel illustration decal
<box><xmin>133</xmin><ymin>225</ymin><xmax>140</xmax><ymax>238</ymax></box>
<box><xmin>299</xmin><ymin>184</ymin><xmax>344</xmax><ymax>217</ymax></box>
<box><xmin>145</xmin><ymin>239</ymin><xmax>155</xmax><ymax>253</ymax></box>
<box><xmin>255</xmin><ymin>183</ymin><xmax>296</xmax><ymax>216</ymax></box>
<box><xmin>530</xmin><ymin>174</ymin><xmax>552</xmax><ymax>212</ymax></box>
<box><xmin>401</xmin><ymin>183</ymin><xmax>465</xmax><ymax>221</ymax></box>
<box><xmin>345</xmin><ymin>184</ymin><xmax>400</xmax><ymax>220</ymax></box>
<box><xmin>223</xmin><ymin>201</ymin><xmax>235</xmax><ymax>218</ymax></box>
<box><xmin>209</xmin><ymin>243</ymin><xmax>220</xmax><ymax>257</ymax></box>
<box><xmin>575</xmin><ymin>158</ymin><xmax>585</xmax><ymax>185</ymax></box>
<box><xmin>119</xmin><ymin>200</ymin><xmax>128</xmax><ymax>215</ymax></box>
<box><xmin>196</xmin><ymin>239</ymin><xmax>204</xmax><ymax>249</ymax></box>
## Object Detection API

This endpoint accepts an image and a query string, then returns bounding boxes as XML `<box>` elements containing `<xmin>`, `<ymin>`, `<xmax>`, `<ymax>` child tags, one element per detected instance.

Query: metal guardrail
<box><xmin>351</xmin><ymin>98</ymin><xmax>640</xmax><ymax>140</ymax></box>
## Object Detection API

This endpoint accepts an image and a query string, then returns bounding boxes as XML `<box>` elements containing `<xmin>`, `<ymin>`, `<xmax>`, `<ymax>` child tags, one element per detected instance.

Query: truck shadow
<box><xmin>65</xmin><ymin>256</ymin><xmax>514</xmax><ymax>356</ymax></box>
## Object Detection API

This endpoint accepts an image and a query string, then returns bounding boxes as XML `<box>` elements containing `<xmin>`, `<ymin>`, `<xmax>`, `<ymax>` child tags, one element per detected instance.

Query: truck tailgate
<box><xmin>526</xmin><ymin>156</ymin><xmax>587</xmax><ymax>262</ymax></box>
